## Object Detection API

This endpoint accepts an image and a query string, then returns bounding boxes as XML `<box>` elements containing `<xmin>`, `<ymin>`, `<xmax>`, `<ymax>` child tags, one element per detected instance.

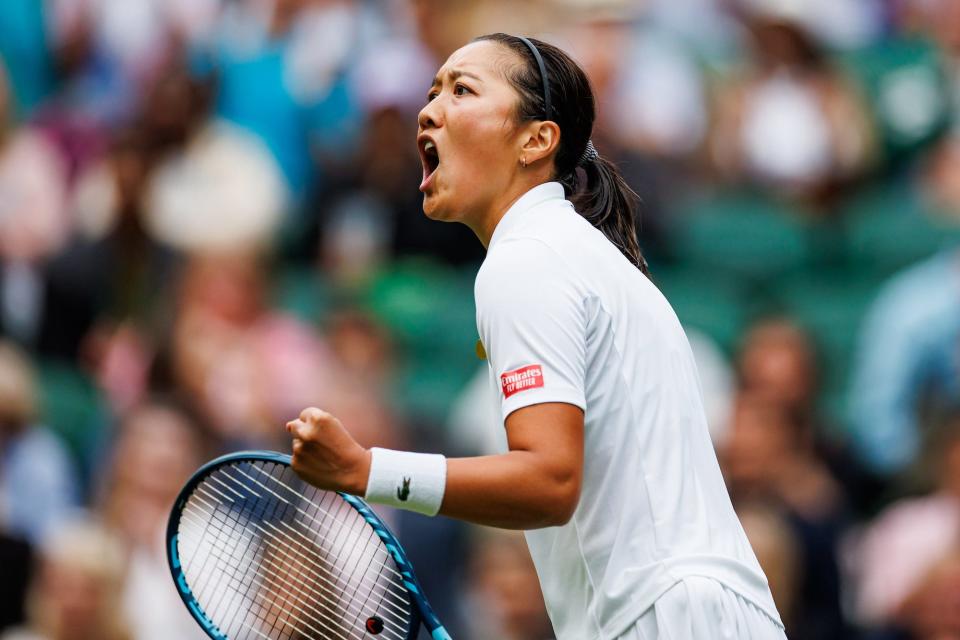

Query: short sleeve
<box><xmin>476</xmin><ymin>238</ymin><xmax>587</xmax><ymax>421</ymax></box>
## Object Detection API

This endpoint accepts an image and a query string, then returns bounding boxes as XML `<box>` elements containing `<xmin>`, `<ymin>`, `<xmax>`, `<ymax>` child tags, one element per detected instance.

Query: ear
<box><xmin>519</xmin><ymin>120</ymin><xmax>561</xmax><ymax>167</ymax></box>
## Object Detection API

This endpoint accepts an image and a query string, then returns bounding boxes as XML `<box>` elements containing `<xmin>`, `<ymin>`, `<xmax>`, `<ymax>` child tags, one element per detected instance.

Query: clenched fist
<box><xmin>286</xmin><ymin>407</ymin><xmax>372</xmax><ymax>495</ymax></box>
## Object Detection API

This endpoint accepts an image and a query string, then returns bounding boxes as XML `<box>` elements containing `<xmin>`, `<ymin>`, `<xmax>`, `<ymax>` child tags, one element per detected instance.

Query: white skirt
<box><xmin>618</xmin><ymin>576</ymin><xmax>787</xmax><ymax>640</ymax></box>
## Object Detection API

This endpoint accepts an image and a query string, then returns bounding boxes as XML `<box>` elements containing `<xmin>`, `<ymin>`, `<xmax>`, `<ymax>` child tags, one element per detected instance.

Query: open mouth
<box><xmin>419</xmin><ymin>136</ymin><xmax>440</xmax><ymax>190</ymax></box>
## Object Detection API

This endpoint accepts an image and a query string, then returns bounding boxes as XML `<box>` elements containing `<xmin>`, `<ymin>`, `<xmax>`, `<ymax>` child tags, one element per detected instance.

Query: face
<box><xmin>416</xmin><ymin>40</ymin><xmax>529</xmax><ymax>229</ymax></box>
<box><xmin>110</xmin><ymin>405</ymin><xmax>202</xmax><ymax>545</ymax></box>
<box><xmin>739</xmin><ymin>322</ymin><xmax>815</xmax><ymax>412</ymax></box>
<box><xmin>41</xmin><ymin>561</ymin><xmax>106</xmax><ymax>635</ymax></box>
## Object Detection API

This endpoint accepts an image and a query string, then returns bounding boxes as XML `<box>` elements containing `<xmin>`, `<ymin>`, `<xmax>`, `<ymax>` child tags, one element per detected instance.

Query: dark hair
<box><xmin>475</xmin><ymin>33</ymin><xmax>649</xmax><ymax>275</ymax></box>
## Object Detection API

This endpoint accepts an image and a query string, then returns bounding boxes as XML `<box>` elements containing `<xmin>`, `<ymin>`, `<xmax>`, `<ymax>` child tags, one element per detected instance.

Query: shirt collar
<box><xmin>488</xmin><ymin>182</ymin><xmax>566</xmax><ymax>250</ymax></box>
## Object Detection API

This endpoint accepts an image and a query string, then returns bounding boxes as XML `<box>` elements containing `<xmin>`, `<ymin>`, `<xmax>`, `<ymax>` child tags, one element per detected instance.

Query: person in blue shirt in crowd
<box><xmin>848</xmin><ymin>247</ymin><xmax>960</xmax><ymax>476</ymax></box>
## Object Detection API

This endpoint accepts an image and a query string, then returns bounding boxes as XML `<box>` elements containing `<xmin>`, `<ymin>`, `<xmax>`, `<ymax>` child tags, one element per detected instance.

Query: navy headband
<box><xmin>517</xmin><ymin>36</ymin><xmax>552</xmax><ymax>122</ymax></box>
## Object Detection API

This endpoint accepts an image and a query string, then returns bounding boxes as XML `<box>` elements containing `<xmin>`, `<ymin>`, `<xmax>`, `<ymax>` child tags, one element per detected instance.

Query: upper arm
<box><xmin>476</xmin><ymin>238</ymin><xmax>588</xmax><ymax>422</ymax></box>
<box><xmin>505</xmin><ymin>402</ymin><xmax>585</xmax><ymax>521</ymax></box>
<box><xmin>505</xmin><ymin>402</ymin><xmax>584</xmax><ymax>470</ymax></box>
<box><xmin>476</xmin><ymin>238</ymin><xmax>588</xmax><ymax>521</ymax></box>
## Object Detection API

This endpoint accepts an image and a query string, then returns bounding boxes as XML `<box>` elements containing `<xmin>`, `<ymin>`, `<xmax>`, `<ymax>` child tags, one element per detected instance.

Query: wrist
<box><xmin>349</xmin><ymin>447</ymin><xmax>372</xmax><ymax>496</ymax></box>
<box><xmin>363</xmin><ymin>447</ymin><xmax>447</xmax><ymax>516</ymax></box>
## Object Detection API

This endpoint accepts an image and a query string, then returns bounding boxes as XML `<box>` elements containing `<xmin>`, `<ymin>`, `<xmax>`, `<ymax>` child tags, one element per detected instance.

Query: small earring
<box><xmin>521</xmin><ymin>157</ymin><xmax>527</xmax><ymax>168</ymax></box>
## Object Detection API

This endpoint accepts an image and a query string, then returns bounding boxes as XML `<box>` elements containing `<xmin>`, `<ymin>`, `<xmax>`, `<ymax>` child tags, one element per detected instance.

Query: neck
<box><xmin>471</xmin><ymin>175</ymin><xmax>554</xmax><ymax>248</ymax></box>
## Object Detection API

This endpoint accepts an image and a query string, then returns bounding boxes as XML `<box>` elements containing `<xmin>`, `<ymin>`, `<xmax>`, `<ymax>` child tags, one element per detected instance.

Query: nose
<box><xmin>418</xmin><ymin>97</ymin><xmax>441</xmax><ymax>131</ymax></box>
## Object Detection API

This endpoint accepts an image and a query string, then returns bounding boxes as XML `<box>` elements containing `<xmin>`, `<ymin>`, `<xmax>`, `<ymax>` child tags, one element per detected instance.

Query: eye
<box><xmin>454</xmin><ymin>83</ymin><xmax>472</xmax><ymax>96</ymax></box>
<box><xmin>426</xmin><ymin>90</ymin><xmax>439</xmax><ymax>102</ymax></box>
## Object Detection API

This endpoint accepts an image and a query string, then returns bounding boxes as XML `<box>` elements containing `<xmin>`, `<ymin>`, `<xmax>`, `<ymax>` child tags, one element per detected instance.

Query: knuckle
<box><xmin>300</xmin><ymin>407</ymin><xmax>325</xmax><ymax>422</ymax></box>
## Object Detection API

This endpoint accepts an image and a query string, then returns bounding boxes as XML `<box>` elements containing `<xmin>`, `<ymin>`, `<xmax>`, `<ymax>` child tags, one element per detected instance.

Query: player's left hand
<box><xmin>286</xmin><ymin>407</ymin><xmax>372</xmax><ymax>496</ymax></box>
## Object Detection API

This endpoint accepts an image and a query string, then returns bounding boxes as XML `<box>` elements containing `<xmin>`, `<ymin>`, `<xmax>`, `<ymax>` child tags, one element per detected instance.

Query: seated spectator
<box><xmin>0</xmin><ymin>62</ymin><xmax>75</xmax><ymax>355</ymax></box>
<box><xmin>96</xmin><ymin>399</ymin><xmax>209</xmax><ymax>640</ymax></box>
<box><xmin>169</xmin><ymin>252</ymin><xmax>335</xmax><ymax>448</ymax></box>
<box><xmin>560</xmin><ymin>6</ymin><xmax>707</xmax><ymax>258</ymax></box>
<box><xmin>0</xmin><ymin>341</ymin><xmax>80</xmax><ymax>546</ymax></box>
<box><xmin>465</xmin><ymin>528</ymin><xmax>554</xmax><ymax>640</ymax></box>
<box><xmin>709</xmin><ymin>1</ymin><xmax>876</xmax><ymax>204</ymax></box>
<box><xmin>71</xmin><ymin>61</ymin><xmax>287</xmax><ymax>415</ymax></box>
<box><xmin>725</xmin><ymin>391</ymin><xmax>844</xmax><ymax>522</ymax></box>
<box><xmin>567</xmin><ymin>5</ymin><xmax>708</xmax><ymax>162</ymax></box>
<box><xmin>0</xmin><ymin>518</ymin><xmax>131</xmax><ymax>640</ymax></box>
<box><xmin>137</xmin><ymin>64</ymin><xmax>288</xmax><ymax>254</ymax></box>
<box><xmin>69</xmin><ymin>126</ymin><xmax>173</xmax><ymax>415</ymax></box>
<box><xmin>738</xmin><ymin>318</ymin><xmax>876</xmax><ymax>510</ymax></box>
<box><xmin>847</xmin><ymin>248</ymin><xmax>960</xmax><ymax>477</ymax></box>
<box><xmin>721</xmin><ymin>391</ymin><xmax>849</xmax><ymax>639</ymax></box>
<box><xmin>45</xmin><ymin>0</ymin><xmax>222</xmax><ymax>127</ymax></box>
<box><xmin>855</xmin><ymin>413</ymin><xmax>960</xmax><ymax>639</ymax></box>
<box><xmin>207</xmin><ymin>0</ymin><xmax>361</xmax><ymax>201</ymax></box>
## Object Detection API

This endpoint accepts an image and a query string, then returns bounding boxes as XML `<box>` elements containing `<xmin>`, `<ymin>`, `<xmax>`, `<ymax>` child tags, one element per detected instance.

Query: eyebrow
<box><xmin>430</xmin><ymin>69</ymin><xmax>483</xmax><ymax>87</ymax></box>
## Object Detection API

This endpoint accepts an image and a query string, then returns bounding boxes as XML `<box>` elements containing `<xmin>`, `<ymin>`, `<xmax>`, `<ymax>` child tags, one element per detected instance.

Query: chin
<box><xmin>421</xmin><ymin>193</ymin><xmax>453</xmax><ymax>222</ymax></box>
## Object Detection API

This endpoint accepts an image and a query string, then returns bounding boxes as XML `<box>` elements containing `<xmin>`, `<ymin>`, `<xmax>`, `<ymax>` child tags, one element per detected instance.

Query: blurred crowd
<box><xmin>0</xmin><ymin>0</ymin><xmax>958</xmax><ymax>638</ymax></box>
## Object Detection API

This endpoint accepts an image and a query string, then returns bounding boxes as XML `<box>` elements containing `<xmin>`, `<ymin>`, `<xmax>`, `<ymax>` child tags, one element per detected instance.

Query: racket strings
<box><xmin>219</xmin><ymin>464</ymin><xmax>412</xmax><ymax>602</ymax></box>
<box><xmin>188</xmin><ymin>470</ymin><xmax>317</xmax><ymax>640</ymax></box>
<box><xmin>235</xmin><ymin>463</ymin><xmax>410</xmax><ymax>588</ymax></box>
<box><xmin>184</xmin><ymin>490</ymin><xmax>405</xmax><ymax>632</ymax></box>
<box><xmin>176</xmin><ymin>460</ymin><xmax>415</xmax><ymax>640</ymax></box>
<box><xmin>184</xmin><ymin>491</ymin><xmax>411</xmax><ymax>623</ymax></box>
<box><xmin>182</xmin><ymin>478</ymin><xmax>406</xmax><ymax>637</ymax></box>
<box><xmin>185</xmin><ymin>478</ymin><xmax>408</xmax><ymax>636</ymax></box>
<box><xmin>210</xmin><ymin>526</ymin><xmax>378</xmax><ymax>640</ymax></box>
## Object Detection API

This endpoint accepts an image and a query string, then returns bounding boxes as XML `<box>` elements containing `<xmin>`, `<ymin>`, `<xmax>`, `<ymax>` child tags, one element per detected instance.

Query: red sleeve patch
<box><xmin>500</xmin><ymin>364</ymin><xmax>545</xmax><ymax>398</ymax></box>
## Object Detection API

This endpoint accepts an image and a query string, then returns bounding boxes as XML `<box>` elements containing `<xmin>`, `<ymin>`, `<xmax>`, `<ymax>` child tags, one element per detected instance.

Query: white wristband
<box><xmin>363</xmin><ymin>448</ymin><xmax>447</xmax><ymax>516</ymax></box>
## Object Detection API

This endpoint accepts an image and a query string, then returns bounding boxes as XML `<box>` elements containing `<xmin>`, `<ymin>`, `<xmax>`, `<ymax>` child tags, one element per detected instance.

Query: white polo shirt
<box><xmin>475</xmin><ymin>182</ymin><xmax>782</xmax><ymax>640</ymax></box>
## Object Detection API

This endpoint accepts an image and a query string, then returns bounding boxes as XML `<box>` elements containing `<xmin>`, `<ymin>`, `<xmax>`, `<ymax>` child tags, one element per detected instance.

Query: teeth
<box><xmin>424</xmin><ymin>141</ymin><xmax>435</xmax><ymax>153</ymax></box>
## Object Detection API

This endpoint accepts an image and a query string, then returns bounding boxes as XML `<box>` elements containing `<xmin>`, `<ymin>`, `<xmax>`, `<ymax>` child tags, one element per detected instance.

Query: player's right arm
<box><xmin>288</xmin><ymin>403</ymin><xmax>583</xmax><ymax>529</ymax></box>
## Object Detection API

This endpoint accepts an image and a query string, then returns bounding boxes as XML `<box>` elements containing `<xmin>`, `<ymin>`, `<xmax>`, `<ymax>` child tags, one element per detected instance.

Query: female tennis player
<box><xmin>287</xmin><ymin>33</ymin><xmax>786</xmax><ymax>639</ymax></box>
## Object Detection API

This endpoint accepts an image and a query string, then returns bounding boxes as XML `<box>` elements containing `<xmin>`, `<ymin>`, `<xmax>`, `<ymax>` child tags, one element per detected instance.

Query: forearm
<box><xmin>288</xmin><ymin>405</ymin><xmax>584</xmax><ymax>530</ymax></box>
<box><xmin>438</xmin><ymin>452</ymin><xmax>580</xmax><ymax>529</ymax></box>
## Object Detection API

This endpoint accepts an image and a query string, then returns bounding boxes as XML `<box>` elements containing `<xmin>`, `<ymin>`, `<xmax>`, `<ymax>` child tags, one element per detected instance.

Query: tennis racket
<box><xmin>167</xmin><ymin>450</ymin><xmax>453</xmax><ymax>640</ymax></box>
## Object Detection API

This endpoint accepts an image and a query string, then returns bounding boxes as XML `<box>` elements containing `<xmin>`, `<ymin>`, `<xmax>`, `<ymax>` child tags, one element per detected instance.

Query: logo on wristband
<box><xmin>397</xmin><ymin>477</ymin><xmax>411</xmax><ymax>501</ymax></box>
<box><xmin>501</xmin><ymin>364</ymin><xmax>544</xmax><ymax>398</ymax></box>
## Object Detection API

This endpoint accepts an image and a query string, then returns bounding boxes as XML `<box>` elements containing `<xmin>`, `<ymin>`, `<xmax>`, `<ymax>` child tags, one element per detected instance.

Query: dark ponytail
<box><xmin>475</xmin><ymin>33</ymin><xmax>649</xmax><ymax>275</ymax></box>
<box><xmin>573</xmin><ymin>156</ymin><xmax>647</xmax><ymax>274</ymax></box>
